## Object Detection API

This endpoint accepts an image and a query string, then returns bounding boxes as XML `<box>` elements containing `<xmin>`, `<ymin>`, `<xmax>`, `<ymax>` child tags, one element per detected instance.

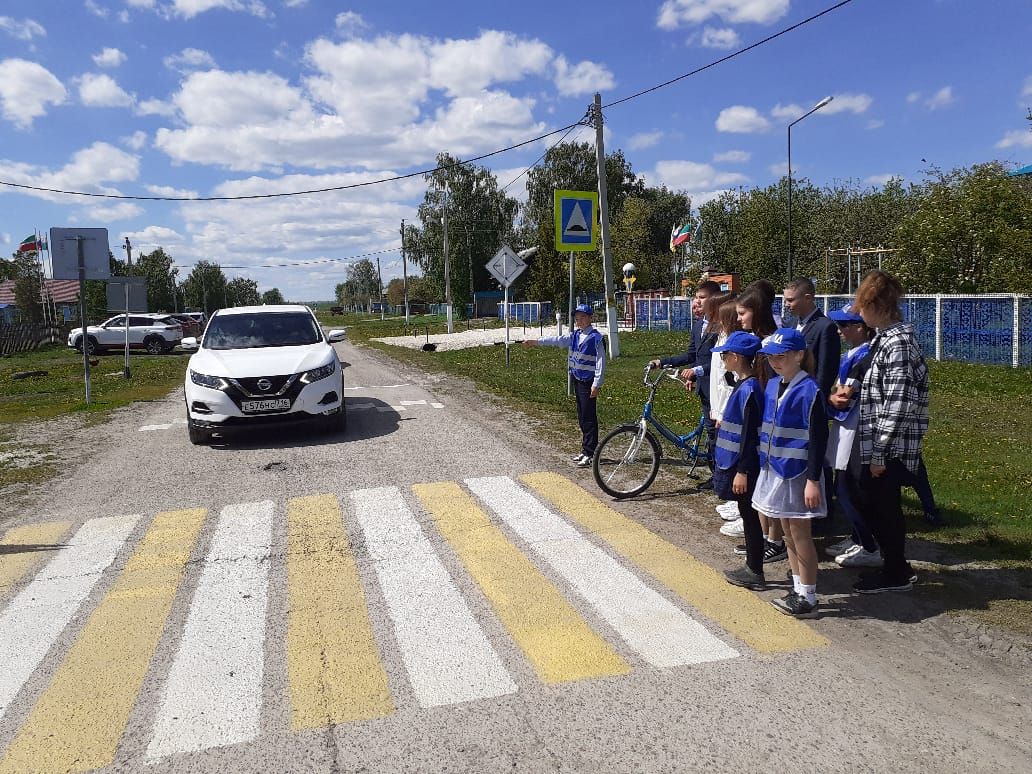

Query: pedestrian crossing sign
<box><xmin>554</xmin><ymin>190</ymin><xmax>598</xmax><ymax>251</ymax></box>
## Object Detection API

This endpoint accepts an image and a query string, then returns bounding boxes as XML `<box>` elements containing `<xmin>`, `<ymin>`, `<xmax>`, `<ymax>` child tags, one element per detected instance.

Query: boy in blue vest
<box><xmin>523</xmin><ymin>303</ymin><xmax>606</xmax><ymax>467</ymax></box>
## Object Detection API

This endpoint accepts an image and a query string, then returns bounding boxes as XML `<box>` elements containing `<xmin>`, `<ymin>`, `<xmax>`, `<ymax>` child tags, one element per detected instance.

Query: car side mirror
<box><xmin>181</xmin><ymin>337</ymin><xmax>199</xmax><ymax>351</ymax></box>
<box><xmin>327</xmin><ymin>329</ymin><xmax>347</xmax><ymax>343</ymax></box>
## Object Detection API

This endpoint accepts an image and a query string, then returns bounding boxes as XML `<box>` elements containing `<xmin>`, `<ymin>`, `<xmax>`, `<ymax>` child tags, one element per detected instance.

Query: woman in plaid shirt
<box><xmin>849</xmin><ymin>271</ymin><xmax>930</xmax><ymax>594</ymax></box>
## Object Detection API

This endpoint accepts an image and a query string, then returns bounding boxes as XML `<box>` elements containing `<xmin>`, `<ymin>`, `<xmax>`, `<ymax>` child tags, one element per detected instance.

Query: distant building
<box><xmin>0</xmin><ymin>279</ymin><xmax>81</xmax><ymax>323</ymax></box>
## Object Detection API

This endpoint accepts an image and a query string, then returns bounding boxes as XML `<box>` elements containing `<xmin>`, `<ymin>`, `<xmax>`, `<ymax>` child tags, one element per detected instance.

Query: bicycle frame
<box><xmin>637</xmin><ymin>368</ymin><xmax>707</xmax><ymax>454</ymax></box>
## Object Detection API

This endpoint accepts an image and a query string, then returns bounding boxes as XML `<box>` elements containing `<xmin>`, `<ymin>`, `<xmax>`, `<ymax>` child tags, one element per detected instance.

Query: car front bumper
<box><xmin>185</xmin><ymin>376</ymin><xmax>343</xmax><ymax>428</ymax></box>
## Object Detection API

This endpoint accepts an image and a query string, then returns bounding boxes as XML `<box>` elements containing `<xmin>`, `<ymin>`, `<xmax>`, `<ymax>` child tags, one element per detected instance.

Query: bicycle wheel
<box><xmin>593</xmin><ymin>424</ymin><xmax>662</xmax><ymax>498</ymax></box>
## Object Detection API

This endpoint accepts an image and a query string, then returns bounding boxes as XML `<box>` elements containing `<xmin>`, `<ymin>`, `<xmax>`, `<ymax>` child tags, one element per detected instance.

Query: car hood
<box><xmin>188</xmin><ymin>343</ymin><xmax>334</xmax><ymax>378</ymax></box>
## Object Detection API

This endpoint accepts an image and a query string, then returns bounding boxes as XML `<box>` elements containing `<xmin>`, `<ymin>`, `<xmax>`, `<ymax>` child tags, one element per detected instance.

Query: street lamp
<box><xmin>787</xmin><ymin>95</ymin><xmax>833</xmax><ymax>279</ymax></box>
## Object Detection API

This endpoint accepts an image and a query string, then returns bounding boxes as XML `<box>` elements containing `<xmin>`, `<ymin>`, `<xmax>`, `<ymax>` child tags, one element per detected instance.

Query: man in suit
<box><xmin>648</xmin><ymin>280</ymin><xmax>721</xmax><ymax>486</ymax></box>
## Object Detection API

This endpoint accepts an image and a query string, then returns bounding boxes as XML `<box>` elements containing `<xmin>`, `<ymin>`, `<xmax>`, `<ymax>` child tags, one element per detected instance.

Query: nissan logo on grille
<box><xmin>257</xmin><ymin>378</ymin><xmax>273</xmax><ymax>392</ymax></box>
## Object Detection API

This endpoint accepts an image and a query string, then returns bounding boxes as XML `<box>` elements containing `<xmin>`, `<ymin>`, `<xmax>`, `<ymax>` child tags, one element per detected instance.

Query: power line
<box><xmin>0</xmin><ymin>0</ymin><xmax>854</xmax><ymax>204</ymax></box>
<box><xmin>175</xmin><ymin>246</ymin><xmax>400</xmax><ymax>270</ymax></box>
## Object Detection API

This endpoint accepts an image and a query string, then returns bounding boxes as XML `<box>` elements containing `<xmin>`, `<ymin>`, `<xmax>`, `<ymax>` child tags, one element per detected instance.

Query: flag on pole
<box><xmin>16</xmin><ymin>234</ymin><xmax>46</xmax><ymax>253</ymax></box>
<box><xmin>669</xmin><ymin>223</ymin><xmax>692</xmax><ymax>252</ymax></box>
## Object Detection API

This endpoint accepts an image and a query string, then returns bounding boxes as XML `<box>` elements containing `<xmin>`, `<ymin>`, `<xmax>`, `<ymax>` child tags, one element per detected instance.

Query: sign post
<box><xmin>485</xmin><ymin>244</ymin><xmax>527</xmax><ymax>367</ymax></box>
<box><xmin>50</xmin><ymin>227</ymin><xmax>111</xmax><ymax>405</ymax></box>
<box><xmin>555</xmin><ymin>189</ymin><xmax>599</xmax><ymax>388</ymax></box>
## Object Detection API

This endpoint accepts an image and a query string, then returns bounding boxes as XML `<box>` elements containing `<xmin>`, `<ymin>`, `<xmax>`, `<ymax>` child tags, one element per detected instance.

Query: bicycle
<box><xmin>592</xmin><ymin>365</ymin><xmax>711</xmax><ymax>499</ymax></box>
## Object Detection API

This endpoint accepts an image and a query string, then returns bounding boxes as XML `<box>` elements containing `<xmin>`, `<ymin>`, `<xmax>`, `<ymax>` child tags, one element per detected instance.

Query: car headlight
<box><xmin>299</xmin><ymin>362</ymin><xmax>337</xmax><ymax>384</ymax></box>
<box><xmin>189</xmin><ymin>369</ymin><xmax>227</xmax><ymax>390</ymax></box>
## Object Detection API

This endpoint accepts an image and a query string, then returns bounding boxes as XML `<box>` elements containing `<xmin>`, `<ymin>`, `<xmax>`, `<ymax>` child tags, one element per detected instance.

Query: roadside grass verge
<box><xmin>334</xmin><ymin>312</ymin><xmax>1032</xmax><ymax>567</ymax></box>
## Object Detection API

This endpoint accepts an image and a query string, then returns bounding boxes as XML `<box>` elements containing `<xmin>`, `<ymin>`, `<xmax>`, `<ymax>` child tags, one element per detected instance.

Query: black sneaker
<box><xmin>924</xmin><ymin>509</ymin><xmax>946</xmax><ymax>527</ymax></box>
<box><xmin>724</xmin><ymin>567</ymin><xmax>766</xmax><ymax>590</ymax></box>
<box><xmin>771</xmin><ymin>592</ymin><xmax>819</xmax><ymax>618</ymax></box>
<box><xmin>733</xmin><ymin>544</ymin><xmax>747</xmax><ymax>555</ymax></box>
<box><xmin>852</xmin><ymin>572</ymin><xmax>913</xmax><ymax>594</ymax></box>
<box><xmin>762</xmin><ymin>540</ymin><xmax>788</xmax><ymax>564</ymax></box>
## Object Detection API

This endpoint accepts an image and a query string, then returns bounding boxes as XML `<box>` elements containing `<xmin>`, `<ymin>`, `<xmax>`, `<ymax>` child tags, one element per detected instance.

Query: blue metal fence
<box><xmin>635</xmin><ymin>294</ymin><xmax>1031</xmax><ymax>368</ymax></box>
<box><xmin>497</xmin><ymin>301</ymin><xmax>553</xmax><ymax>323</ymax></box>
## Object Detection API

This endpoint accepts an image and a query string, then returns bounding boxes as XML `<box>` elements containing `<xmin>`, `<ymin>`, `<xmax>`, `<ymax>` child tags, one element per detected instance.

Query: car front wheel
<box><xmin>186</xmin><ymin>410</ymin><xmax>211</xmax><ymax>445</ymax></box>
<box><xmin>145</xmin><ymin>336</ymin><xmax>166</xmax><ymax>355</ymax></box>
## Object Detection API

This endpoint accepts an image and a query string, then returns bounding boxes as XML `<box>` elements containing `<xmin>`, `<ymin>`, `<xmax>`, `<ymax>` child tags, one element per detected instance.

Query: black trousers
<box><xmin>715</xmin><ymin>466</ymin><xmax>763</xmax><ymax>574</ymax></box>
<box><xmin>573</xmin><ymin>378</ymin><xmax>598</xmax><ymax>457</ymax></box>
<box><xmin>849</xmin><ymin>459</ymin><xmax>913</xmax><ymax>581</ymax></box>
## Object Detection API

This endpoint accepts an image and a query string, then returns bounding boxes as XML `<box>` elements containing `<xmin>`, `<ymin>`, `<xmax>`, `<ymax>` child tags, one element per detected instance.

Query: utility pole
<box><xmin>376</xmin><ymin>255</ymin><xmax>385</xmax><ymax>321</ymax></box>
<box><xmin>401</xmin><ymin>218</ymin><xmax>410</xmax><ymax>326</ymax></box>
<box><xmin>591</xmin><ymin>92</ymin><xmax>620</xmax><ymax>358</ymax></box>
<box><xmin>442</xmin><ymin>181</ymin><xmax>453</xmax><ymax>333</ymax></box>
<box><xmin>122</xmin><ymin>236</ymin><xmax>132</xmax><ymax>379</ymax></box>
<box><xmin>466</xmin><ymin>224</ymin><xmax>474</xmax><ymax>319</ymax></box>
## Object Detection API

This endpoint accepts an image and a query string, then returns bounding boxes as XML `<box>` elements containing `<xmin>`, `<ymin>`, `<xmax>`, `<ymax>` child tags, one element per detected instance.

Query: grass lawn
<box><xmin>329</xmin><ymin>311</ymin><xmax>1032</xmax><ymax>566</ymax></box>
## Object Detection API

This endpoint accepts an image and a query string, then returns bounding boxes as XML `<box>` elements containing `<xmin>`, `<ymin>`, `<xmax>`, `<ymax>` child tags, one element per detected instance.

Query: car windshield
<box><xmin>202</xmin><ymin>312</ymin><xmax>322</xmax><ymax>350</ymax></box>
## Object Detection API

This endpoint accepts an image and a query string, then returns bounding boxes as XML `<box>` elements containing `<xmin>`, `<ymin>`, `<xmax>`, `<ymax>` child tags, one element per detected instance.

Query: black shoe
<box><xmin>762</xmin><ymin>540</ymin><xmax>788</xmax><ymax>564</ymax></box>
<box><xmin>852</xmin><ymin>572</ymin><xmax>913</xmax><ymax>594</ymax></box>
<box><xmin>924</xmin><ymin>509</ymin><xmax>946</xmax><ymax>527</ymax></box>
<box><xmin>771</xmin><ymin>592</ymin><xmax>819</xmax><ymax>618</ymax></box>
<box><xmin>724</xmin><ymin>567</ymin><xmax>766</xmax><ymax>590</ymax></box>
<box><xmin>696</xmin><ymin>478</ymin><xmax>714</xmax><ymax>491</ymax></box>
<box><xmin>733</xmin><ymin>544</ymin><xmax>747</xmax><ymax>555</ymax></box>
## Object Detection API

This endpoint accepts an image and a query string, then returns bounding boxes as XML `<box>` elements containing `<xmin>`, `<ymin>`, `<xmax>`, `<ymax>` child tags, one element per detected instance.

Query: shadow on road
<box><xmin>0</xmin><ymin>543</ymin><xmax>67</xmax><ymax>556</ymax></box>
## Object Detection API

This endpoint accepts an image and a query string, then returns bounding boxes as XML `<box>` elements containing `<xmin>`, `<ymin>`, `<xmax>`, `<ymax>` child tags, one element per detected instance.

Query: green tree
<box><xmin>385</xmin><ymin>277</ymin><xmax>406</xmax><ymax>307</ymax></box>
<box><xmin>133</xmin><ymin>248</ymin><xmax>181</xmax><ymax>312</ymax></box>
<box><xmin>183</xmin><ymin>261</ymin><xmax>228</xmax><ymax>316</ymax></box>
<box><xmin>261</xmin><ymin>287</ymin><xmax>285</xmax><ymax>305</ymax></box>
<box><xmin>10</xmin><ymin>250</ymin><xmax>45</xmax><ymax>323</ymax></box>
<box><xmin>227</xmin><ymin>277</ymin><xmax>261</xmax><ymax>307</ymax></box>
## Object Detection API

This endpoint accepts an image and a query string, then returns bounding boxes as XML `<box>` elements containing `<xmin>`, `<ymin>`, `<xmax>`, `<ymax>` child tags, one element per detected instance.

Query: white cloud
<box><xmin>0</xmin><ymin>141</ymin><xmax>139</xmax><ymax>202</ymax></box>
<box><xmin>716</xmin><ymin>105</ymin><xmax>769</xmax><ymax>133</ymax></box>
<box><xmin>170</xmin><ymin>0</ymin><xmax>269</xmax><ymax>19</ymax></box>
<box><xmin>770</xmin><ymin>102</ymin><xmax>805</xmax><ymax>120</ymax></box>
<box><xmin>0</xmin><ymin>58</ymin><xmax>67</xmax><ymax>129</ymax></box>
<box><xmin>713</xmin><ymin>149</ymin><xmax>750</xmax><ymax>163</ymax></box>
<box><xmin>284</xmin><ymin>0</ymin><xmax>308</xmax><ymax>6</ymax></box>
<box><xmin>85</xmin><ymin>1</ymin><xmax>109</xmax><ymax>19</ymax></box>
<box><xmin>628</xmin><ymin>130</ymin><xmax>664</xmax><ymax>150</ymax></box>
<box><xmin>78</xmin><ymin>72</ymin><xmax>134</xmax><ymax>107</ymax></box>
<box><xmin>924</xmin><ymin>86</ymin><xmax>954</xmax><ymax>110</ymax></box>
<box><xmin>334</xmin><ymin>11</ymin><xmax>367</xmax><ymax>35</ymax></box>
<box><xmin>650</xmin><ymin>160</ymin><xmax>749</xmax><ymax>195</ymax></box>
<box><xmin>699</xmin><ymin>26</ymin><xmax>740</xmax><ymax>49</ymax></box>
<box><xmin>772</xmin><ymin>93</ymin><xmax>871</xmax><ymax>121</ymax></box>
<box><xmin>658</xmin><ymin>0</ymin><xmax>789</xmax><ymax>29</ymax></box>
<box><xmin>553</xmin><ymin>56</ymin><xmax>615</xmax><ymax>97</ymax></box>
<box><xmin>864</xmin><ymin>174</ymin><xmax>896</xmax><ymax>186</ymax></box>
<box><xmin>121</xmin><ymin>130</ymin><xmax>148</xmax><ymax>149</ymax></box>
<box><xmin>996</xmin><ymin>130</ymin><xmax>1032</xmax><ymax>150</ymax></box>
<box><xmin>121</xmin><ymin>225</ymin><xmax>185</xmax><ymax>249</ymax></box>
<box><xmin>163</xmin><ymin>48</ymin><xmax>217</xmax><ymax>73</ymax></box>
<box><xmin>866</xmin><ymin>119</ymin><xmax>884</xmax><ymax>130</ymax></box>
<box><xmin>92</xmin><ymin>47</ymin><xmax>126</xmax><ymax>67</ymax></box>
<box><xmin>84</xmin><ymin>201</ymin><xmax>145</xmax><ymax>222</ymax></box>
<box><xmin>769</xmin><ymin>161</ymin><xmax>788</xmax><ymax>177</ymax></box>
<box><xmin>136</xmin><ymin>98</ymin><xmax>176</xmax><ymax>116</ymax></box>
<box><xmin>906</xmin><ymin>91</ymin><xmax>921</xmax><ymax>104</ymax></box>
<box><xmin>431</xmin><ymin>31</ymin><xmax>552</xmax><ymax>96</ymax></box>
<box><xmin>0</xmin><ymin>16</ymin><xmax>46</xmax><ymax>41</ymax></box>
<box><xmin>1023</xmin><ymin>75</ymin><xmax>1032</xmax><ymax>98</ymax></box>
<box><xmin>145</xmin><ymin>184</ymin><xmax>198</xmax><ymax>198</ymax></box>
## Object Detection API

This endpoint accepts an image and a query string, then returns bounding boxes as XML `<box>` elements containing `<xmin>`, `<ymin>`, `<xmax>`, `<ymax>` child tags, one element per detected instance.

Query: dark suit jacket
<box><xmin>659</xmin><ymin>319</ymin><xmax>714</xmax><ymax>405</ymax></box>
<box><xmin>659</xmin><ymin>317</ymin><xmax>704</xmax><ymax>370</ymax></box>
<box><xmin>799</xmin><ymin>309</ymin><xmax>840</xmax><ymax>397</ymax></box>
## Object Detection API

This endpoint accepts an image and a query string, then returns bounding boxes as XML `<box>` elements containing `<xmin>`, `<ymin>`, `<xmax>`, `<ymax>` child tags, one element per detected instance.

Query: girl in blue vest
<box><xmin>523</xmin><ymin>303</ymin><xmax>606</xmax><ymax>467</ymax></box>
<box><xmin>752</xmin><ymin>328</ymin><xmax>829</xmax><ymax>618</ymax></box>
<box><xmin>707</xmin><ymin>332</ymin><xmax>767</xmax><ymax>590</ymax></box>
<box><xmin>823</xmin><ymin>306</ymin><xmax>882</xmax><ymax>567</ymax></box>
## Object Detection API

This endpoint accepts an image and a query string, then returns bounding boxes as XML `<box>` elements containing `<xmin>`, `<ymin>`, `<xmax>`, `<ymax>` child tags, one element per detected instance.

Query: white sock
<box><xmin>801</xmin><ymin>583</ymin><xmax>817</xmax><ymax>605</ymax></box>
<box><xmin>768</xmin><ymin>538</ymin><xmax>784</xmax><ymax>547</ymax></box>
<box><xmin>792</xmin><ymin>574</ymin><xmax>803</xmax><ymax>596</ymax></box>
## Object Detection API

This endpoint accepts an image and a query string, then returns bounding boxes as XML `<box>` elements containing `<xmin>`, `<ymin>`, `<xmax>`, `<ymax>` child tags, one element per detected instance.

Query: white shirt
<box><xmin>795</xmin><ymin>308</ymin><xmax>818</xmax><ymax>332</ymax></box>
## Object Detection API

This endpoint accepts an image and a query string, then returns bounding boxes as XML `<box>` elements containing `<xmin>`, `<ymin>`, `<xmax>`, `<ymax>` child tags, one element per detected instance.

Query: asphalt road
<box><xmin>0</xmin><ymin>340</ymin><xmax>1029</xmax><ymax>773</ymax></box>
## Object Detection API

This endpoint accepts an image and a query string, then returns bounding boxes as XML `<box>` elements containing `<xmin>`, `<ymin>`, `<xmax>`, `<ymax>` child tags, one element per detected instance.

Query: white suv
<box><xmin>182</xmin><ymin>305</ymin><xmax>347</xmax><ymax>445</ymax></box>
<box><xmin>68</xmin><ymin>313</ymin><xmax>183</xmax><ymax>355</ymax></box>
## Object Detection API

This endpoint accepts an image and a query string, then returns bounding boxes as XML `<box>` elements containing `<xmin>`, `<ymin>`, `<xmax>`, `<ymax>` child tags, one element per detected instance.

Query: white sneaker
<box><xmin>572</xmin><ymin>454</ymin><xmax>587</xmax><ymax>464</ymax></box>
<box><xmin>717</xmin><ymin>502</ymin><xmax>739</xmax><ymax>520</ymax></box>
<box><xmin>825</xmin><ymin>538</ymin><xmax>857</xmax><ymax>558</ymax></box>
<box><xmin>719</xmin><ymin>518</ymin><xmax>745</xmax><ymax>537</ymax></box>
<box><xmin>836</xmin><ymin>547</ymin><xmax>884</xmax><ymax>567</ymax></box>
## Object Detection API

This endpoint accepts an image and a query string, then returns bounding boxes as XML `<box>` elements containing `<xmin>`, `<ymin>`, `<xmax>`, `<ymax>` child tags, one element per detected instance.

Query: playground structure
<box><xmin>825</xmin><ymin>246</ymin><xmax>899</xmax><ymax>293</ymax></box>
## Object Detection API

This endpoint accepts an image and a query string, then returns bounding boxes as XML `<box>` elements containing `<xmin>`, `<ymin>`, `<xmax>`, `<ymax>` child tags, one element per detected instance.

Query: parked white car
<box><xmin>68</xmin><ymin>313</ymin><xmax>183</xmax><ymax>355</ymax></box>
<box><xmin>182</xmin><ymin>304</ymin><xmax>347</xmax><ymax>445</ymax></box>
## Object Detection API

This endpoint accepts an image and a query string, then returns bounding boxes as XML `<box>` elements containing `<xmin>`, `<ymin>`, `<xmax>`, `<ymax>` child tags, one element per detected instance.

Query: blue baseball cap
<box><xmin>759</xmin><ymin>328</ymin><xmax>807</xmax><ymax>354</ymax></box>
<box><xmin>712</xmin><ymin>330</ymin><xmax>762</xmax><ymax>357</ymax></box>
<box><xmin>828</xmin><ymin>304</ymin><xmax>864</xmax><ymax>324</ymax></box>
<box><xmin>574</xmin><ymin>303</ymin><xmax>593</xmax><ymax>316</ymax></box>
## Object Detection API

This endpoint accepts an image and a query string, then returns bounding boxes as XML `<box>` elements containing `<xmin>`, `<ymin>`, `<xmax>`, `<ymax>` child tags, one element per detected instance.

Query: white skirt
<box><xmin>751</xmin><ymin>465</ymin><xmax>828</xmax><ymax>519</ymax></box>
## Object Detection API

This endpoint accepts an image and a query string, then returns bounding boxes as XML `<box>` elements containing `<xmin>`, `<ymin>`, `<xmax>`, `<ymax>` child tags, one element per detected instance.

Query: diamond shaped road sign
<box><xmin>486</xmin><ymin>244</ymin><xmax>526</xmax><ymax>288</ymax></box>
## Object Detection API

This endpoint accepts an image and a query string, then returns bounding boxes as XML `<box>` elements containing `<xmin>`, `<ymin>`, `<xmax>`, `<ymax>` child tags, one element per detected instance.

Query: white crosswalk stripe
<box><xmin>350</xmin><ymin>486</ymin><xmax>518</xmax><ymax>707</ymax></box>
<box><xmin>0</xmin><ymin>515</ymin><xmax>139</xmax><ymax>716</ymax></box>
<box><xmin>146</xmin><ymin>501</ymin><xmax>274</xmax><ymax>760</ymax></box>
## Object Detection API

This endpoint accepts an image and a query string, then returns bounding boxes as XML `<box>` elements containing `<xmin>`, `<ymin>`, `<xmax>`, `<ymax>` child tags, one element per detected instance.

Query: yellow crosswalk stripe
<box><xmin>521</xmin><ymin>473</ymin><xmax>828</xmax><ymax>654</ymax></box>
<box><xmin>0</xmin><ymin>521</ymin><xmax>72</xmax><ymax>593</ymax></box>
<box><xmin>414</xmin><ymin>481</ymin><xmax>631</xmax><ymax>684</ymax></box>
<box><xmin>286</xmin><ymin>494</ymin><xmax>393</xmax><ymax>729</ymax></box>
<box><xmin>0</xmin><ymin>509</ymin><xmax>206</xmax><ymax>774</ymax></box>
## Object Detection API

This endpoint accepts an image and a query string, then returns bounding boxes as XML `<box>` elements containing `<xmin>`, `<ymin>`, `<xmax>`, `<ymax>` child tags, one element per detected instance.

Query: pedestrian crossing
<box><xmin>0</xmin><ymin>474</ymin><xmax>826</xmax><ymax>772</ymax></box>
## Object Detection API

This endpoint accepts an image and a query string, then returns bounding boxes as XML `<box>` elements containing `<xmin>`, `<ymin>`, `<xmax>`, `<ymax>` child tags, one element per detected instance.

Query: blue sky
<box><xmin>1</xmin><ymin>0</ymin><xmax>1030</xmax><ymax>301</ymax></box>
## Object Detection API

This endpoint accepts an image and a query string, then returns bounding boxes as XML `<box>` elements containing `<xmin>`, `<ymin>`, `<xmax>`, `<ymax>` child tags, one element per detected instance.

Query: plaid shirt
<box><xmin>859</xmin><ymin>322</ymin><xmax>930</xmax><ymax>472</ymax></box>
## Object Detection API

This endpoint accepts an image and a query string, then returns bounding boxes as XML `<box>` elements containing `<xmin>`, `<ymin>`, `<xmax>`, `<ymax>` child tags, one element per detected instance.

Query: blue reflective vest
<box><xmin>828</xmin><ymin>342</ymin><xmax>870</xmax><ymax>422</ymax></box>
<box><xmin>758</xmin><ymin>373</ymin><xmax>820</xmax><ymax>479</ymax></box>
<box><xmin>567</xmin><ymin>327</ymin><xmax>605</xmax><ymax>384</ymax></box>
<box><xmin>714</xmin><ymin>376</ymin><xmax>762</xmax><ymax>471</ymax></box>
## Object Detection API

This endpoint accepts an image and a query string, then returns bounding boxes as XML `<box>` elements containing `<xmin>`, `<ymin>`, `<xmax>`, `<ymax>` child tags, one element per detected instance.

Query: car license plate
<box><xmin>241</xmin><ymin>398</ymin><xmax>291</xmax><ymax>413</ymax></box>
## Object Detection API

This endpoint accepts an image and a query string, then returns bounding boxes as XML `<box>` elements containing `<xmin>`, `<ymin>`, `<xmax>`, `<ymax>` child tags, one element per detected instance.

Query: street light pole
<box><xmin>441</xmin><ymin>180</ymin><xmax>453</xmax><ymax>333</ymax></box>
<box><xmin>787</xmin><ymin>95</ymin><xmax>833</xmax><ymax>280</ymax></box>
